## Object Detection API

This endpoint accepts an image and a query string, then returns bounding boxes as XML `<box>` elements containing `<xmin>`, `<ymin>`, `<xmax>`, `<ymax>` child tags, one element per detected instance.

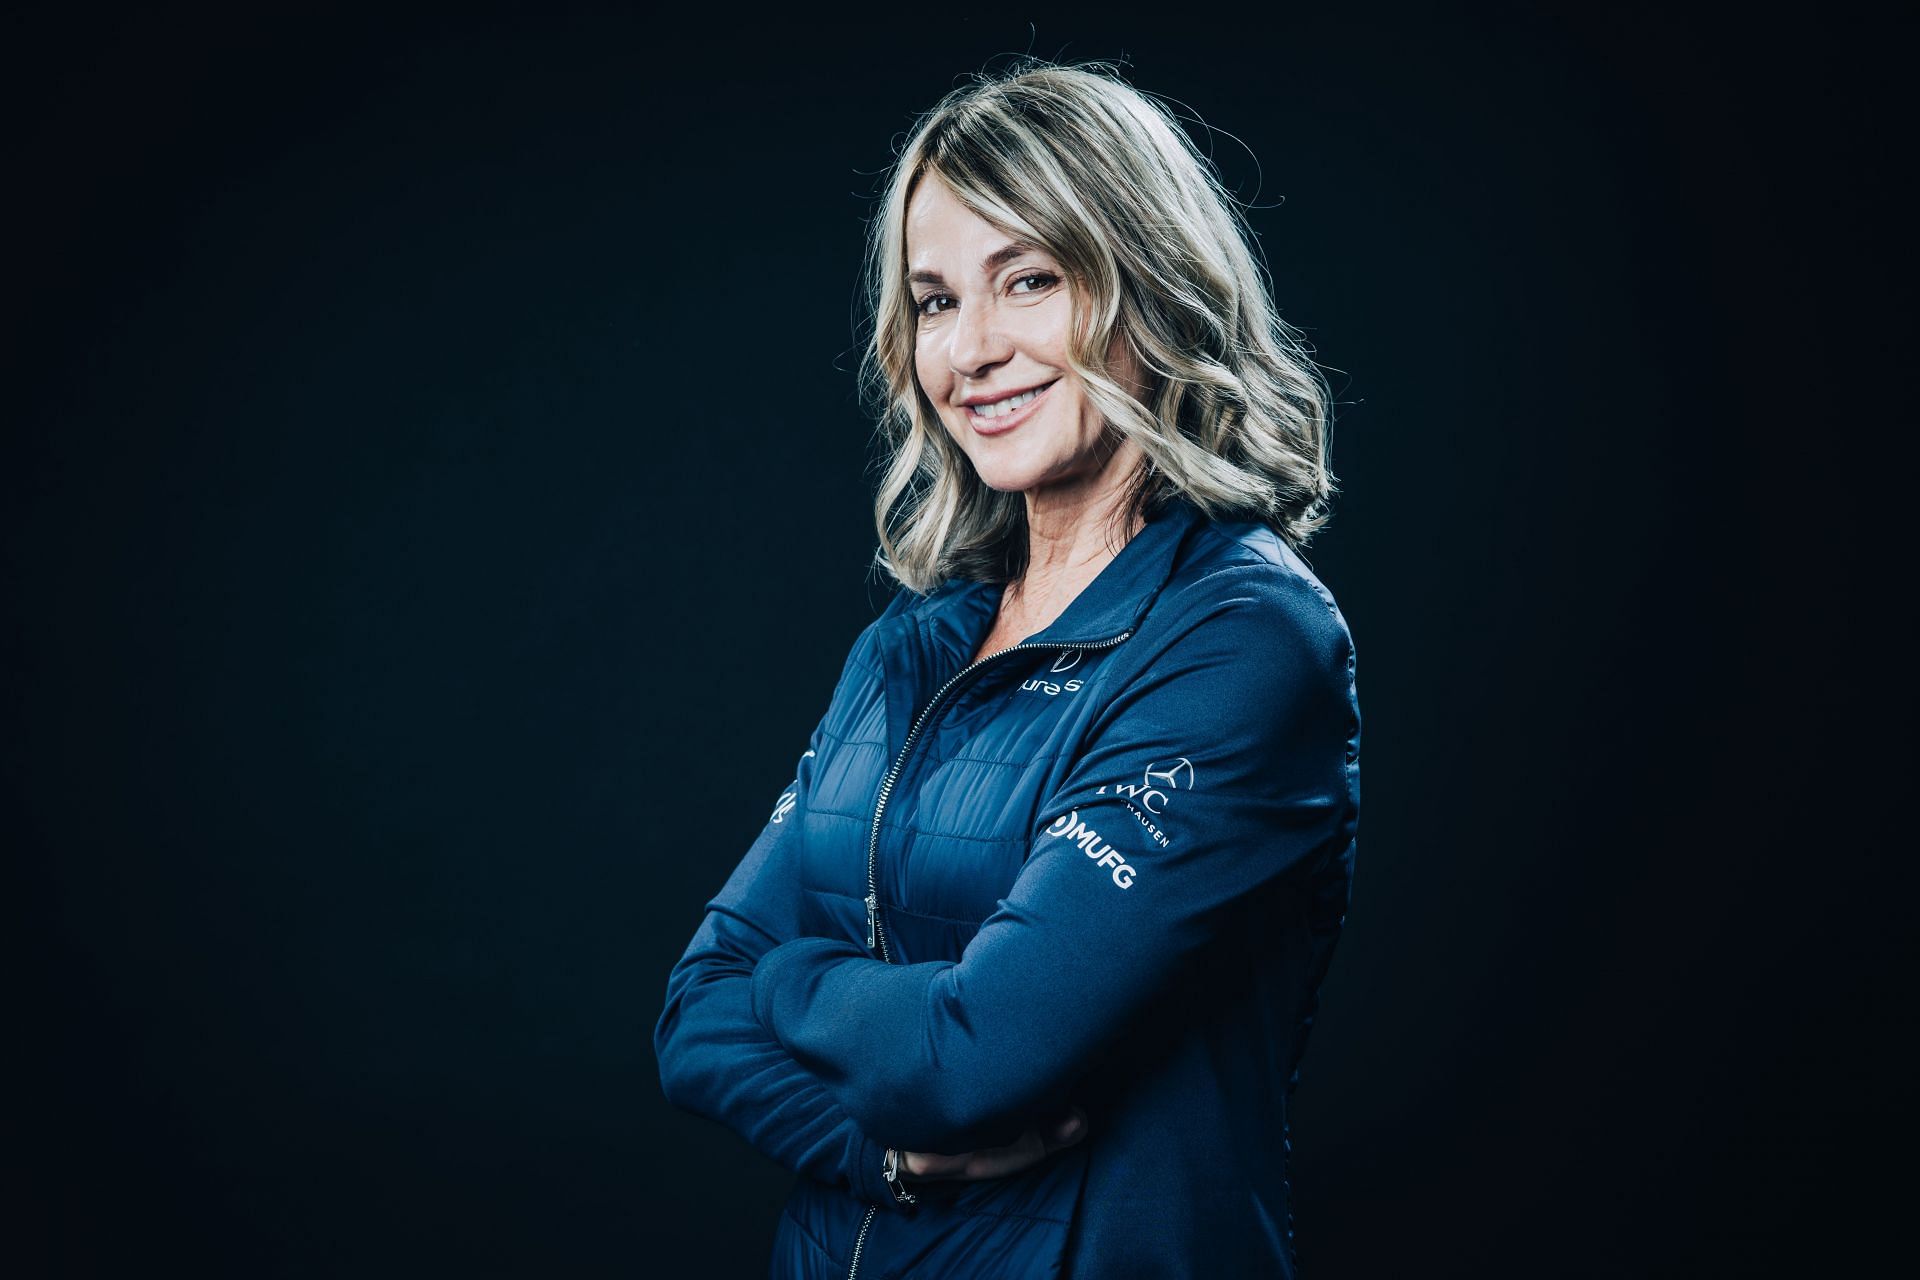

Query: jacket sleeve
<box><xmin>652</xmin><ymin>609</ymin><xmax>909</xmax><ymax>1211</ymax></box>
<box><xmin>748</xmin><ymin>568</ymin><xmax>1361</xmax><ymax>1156</ymax></box>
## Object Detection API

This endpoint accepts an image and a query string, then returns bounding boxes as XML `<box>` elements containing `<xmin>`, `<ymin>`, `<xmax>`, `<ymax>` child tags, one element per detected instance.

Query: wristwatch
<box><xmin>882</xmin><ymin>1146</ymin><xmax>919</xmax><ymax>1206</ymax></box>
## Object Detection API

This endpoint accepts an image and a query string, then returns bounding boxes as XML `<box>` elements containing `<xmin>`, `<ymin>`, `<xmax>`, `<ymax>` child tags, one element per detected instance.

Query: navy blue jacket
<box><xmin>654</xmin><ymin>496</ymin><xmax>1361</xmax><ymax>1278</ymax></box>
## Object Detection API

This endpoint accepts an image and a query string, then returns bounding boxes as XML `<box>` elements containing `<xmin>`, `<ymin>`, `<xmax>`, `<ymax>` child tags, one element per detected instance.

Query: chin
<box><xmin>966</xmin><ymin>457</ymin><xmax>1055</xmax><ymax>495</ymax></box>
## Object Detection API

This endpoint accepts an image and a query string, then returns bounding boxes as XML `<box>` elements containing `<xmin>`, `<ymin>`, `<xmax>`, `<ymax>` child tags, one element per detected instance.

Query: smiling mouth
<box><xmin>964</xmin><ymin>379</ymin><xmax>1060</xmax><ymax>427</ymax></box>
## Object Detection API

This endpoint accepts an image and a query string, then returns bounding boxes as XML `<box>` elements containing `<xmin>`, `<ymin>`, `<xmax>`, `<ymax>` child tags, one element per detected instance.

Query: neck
<box><xmin>1007</xmin><ymin>438</ymin><xmax>1148</xmax><ymax>615</ymax></box>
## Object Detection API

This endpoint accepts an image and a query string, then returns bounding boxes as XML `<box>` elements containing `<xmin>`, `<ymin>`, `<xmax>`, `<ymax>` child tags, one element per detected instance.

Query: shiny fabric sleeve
<box><xmin>652</xmin><ymin>616</ymin><xmax>909</xmax><ymax>1212</ymax></box>
<box><xmin>749</xmin><ymin>568</ymin><xmax>1361</xmax><ymax>1156</ymax></box>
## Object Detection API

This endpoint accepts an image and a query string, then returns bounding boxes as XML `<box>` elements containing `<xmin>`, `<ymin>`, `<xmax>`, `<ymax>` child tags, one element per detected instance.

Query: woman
<box><xmin>654</xmin><ymin>60</ymin><xmax>1360</xmax><ymax>1278</ymax></box>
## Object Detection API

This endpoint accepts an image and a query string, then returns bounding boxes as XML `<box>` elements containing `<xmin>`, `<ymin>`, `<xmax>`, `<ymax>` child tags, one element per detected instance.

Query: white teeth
<box><xmin>971</xmin><ymin>384</ymin><xmax>1049</xmax><ymax>418</ymax></box>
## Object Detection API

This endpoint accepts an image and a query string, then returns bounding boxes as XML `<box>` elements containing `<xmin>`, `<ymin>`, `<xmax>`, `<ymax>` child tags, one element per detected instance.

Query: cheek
<box><xmin>1073</xmin><ymin>384</ymin><xmax>1105</xmax><ymax>436</ymax></box>
<box><xmin>914</xmin><ymin>347</ymin><xmax>963</xmax><ymax>443</ymax></box>
<box><xmin>1030</xmin><ymin>294</ymin><xmax>1077</xmax><ymax>362</ymax></box>
<box><xmin>914</xmin><ymin>337</ymin><xmax>948</xmax><ymax>399</ymax></box>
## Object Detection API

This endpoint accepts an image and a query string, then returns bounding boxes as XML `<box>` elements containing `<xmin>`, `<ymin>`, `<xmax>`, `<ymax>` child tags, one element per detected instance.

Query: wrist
<box><xmin>882</xmin><ymin>1146</ymin><xmax>919</xmax><ymax>1206</ymax></box>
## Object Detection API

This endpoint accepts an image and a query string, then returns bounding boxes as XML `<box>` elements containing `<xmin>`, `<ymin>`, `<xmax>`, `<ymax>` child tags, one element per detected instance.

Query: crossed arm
<box><xmin>748</xmin><ymin>575</ymin><xmax>1358</xmax><ymax>1156</ymax></box>
<box><xmin>658</xmin><ymin>572</ymin><xmax>1356</xmax><ymax>1186</ymax></box>
<box><xmin>651</xmin><ymin>609</ymin><xmax>1082</xmax><ymax>1206</ymax></box>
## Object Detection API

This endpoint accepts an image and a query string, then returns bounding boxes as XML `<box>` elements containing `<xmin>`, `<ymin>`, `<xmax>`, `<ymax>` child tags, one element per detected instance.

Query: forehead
<box><xmin>904</xmin><ymin>176</ymin><xmax>1036</xmax><ymax>270</ymax></box>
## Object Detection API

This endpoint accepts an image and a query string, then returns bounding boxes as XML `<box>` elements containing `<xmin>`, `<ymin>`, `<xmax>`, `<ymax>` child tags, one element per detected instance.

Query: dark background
<box><xmin>8</xmin><ymin>2</ymin><xmax>1907</xmax><ymax>1275</ymax></box>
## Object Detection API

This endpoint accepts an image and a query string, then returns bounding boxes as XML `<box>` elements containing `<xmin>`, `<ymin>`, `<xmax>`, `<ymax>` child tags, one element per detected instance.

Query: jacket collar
<box><xmin>873</xmin><ymin>496</ymin><xmax>1204</xmax><ymax>755</ymax></box>
<box><xmin>915</xmin><ymin>493</ymin><xmax>1205</xmax><ymax>648</ymax></box>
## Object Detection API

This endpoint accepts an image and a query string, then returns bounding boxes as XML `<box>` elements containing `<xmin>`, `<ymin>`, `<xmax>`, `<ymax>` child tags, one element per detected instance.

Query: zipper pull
<box><xmin>865</xmin><ymin>893</ymin><xmax>879</xmax><ymax>951</ymax></box>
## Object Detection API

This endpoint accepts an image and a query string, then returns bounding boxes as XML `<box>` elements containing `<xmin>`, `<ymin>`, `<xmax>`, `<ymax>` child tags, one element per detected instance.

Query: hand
<box><xmin>895</xmin><ymin>1105</ymin><xmax>1088</xmax><ymax>1181</ymax></box>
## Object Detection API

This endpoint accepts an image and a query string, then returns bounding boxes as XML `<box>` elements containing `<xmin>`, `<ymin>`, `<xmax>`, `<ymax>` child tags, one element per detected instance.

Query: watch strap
<box><xmin>882</xmin><ymin>1146</ymin><xmax>919</xmax><ymax>1206</ymax></box>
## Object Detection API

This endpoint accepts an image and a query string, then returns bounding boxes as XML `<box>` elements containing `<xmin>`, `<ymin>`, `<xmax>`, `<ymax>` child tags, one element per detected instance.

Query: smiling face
<box><xmin>906</xmin><ymin>175</ymin><xmax>1143</xmax><ymax>502</ymax></box>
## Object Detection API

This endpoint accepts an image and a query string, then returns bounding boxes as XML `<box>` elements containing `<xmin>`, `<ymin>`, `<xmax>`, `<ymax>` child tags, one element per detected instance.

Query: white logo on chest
<box><xmin>1021</xmin><ymin>649</ymin><xmax>1087</xmax><ymax>697</ymax></box>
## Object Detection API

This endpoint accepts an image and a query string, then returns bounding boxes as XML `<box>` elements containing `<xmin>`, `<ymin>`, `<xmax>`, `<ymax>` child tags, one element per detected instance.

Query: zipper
<box><xmin>862</xmin><ymin>629</ymin><xmax>1133</xmax><ymax>962</ymax></box>
<box><xmin>846</xmin><ymin>626</ymin><xmax>1132</xmax><ymax>1280</ymax></box>
<box><xmin>847</xmin><ymin>1204</ymin><xmax>876</xmax><ymax>1280</ymax></box>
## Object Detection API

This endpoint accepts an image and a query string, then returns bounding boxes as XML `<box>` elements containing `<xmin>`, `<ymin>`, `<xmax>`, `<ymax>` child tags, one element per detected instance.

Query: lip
<box><xmin>962</xmin><ymin>379</ymin><xmax>1059</xmax><ymax>436</ymax></box>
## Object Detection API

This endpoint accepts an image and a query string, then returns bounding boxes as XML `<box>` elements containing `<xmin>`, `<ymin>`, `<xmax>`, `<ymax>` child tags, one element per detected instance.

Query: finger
<box><xmin>901</xmin><ymin>1150</ymin><xmax>969</xmax><ymax>1178</ymax></box>
<box><xmin>1044</xmin><ymin>1105</ymin><xmax>1088</xmax><ymax>1151</ymax></box>
<box><xmin>962</xmin><ymin>1131</ymin><xmax>1045</xmax><ymax>1179</ymax></box>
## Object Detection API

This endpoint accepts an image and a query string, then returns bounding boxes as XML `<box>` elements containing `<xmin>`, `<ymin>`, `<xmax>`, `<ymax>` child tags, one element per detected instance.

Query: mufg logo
<box><xmin>1045</xmin><ymin>809</ymin><xmax>1136</xmax><ymax>889</ymax></box>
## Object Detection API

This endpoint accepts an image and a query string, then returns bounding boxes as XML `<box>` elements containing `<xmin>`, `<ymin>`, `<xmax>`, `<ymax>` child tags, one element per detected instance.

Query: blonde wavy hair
<box><xmin>860</xmin><ymin>59</ymin><xmax>1337</xmax><ymax>593</ymax></box>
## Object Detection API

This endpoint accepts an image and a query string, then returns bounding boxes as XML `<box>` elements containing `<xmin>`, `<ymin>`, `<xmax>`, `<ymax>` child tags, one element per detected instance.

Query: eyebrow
<box><xmin>908</xmin><ymin>240</ymin><xmax>1044</xmax><ymax>289</ymax></box>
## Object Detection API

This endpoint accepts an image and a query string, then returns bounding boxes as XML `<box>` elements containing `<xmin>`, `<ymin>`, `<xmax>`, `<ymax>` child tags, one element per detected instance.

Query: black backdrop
<box><xmin>9</xmin><ymin>3</ymin><xmax>1907</xmax><ymax>1276</ymax></box>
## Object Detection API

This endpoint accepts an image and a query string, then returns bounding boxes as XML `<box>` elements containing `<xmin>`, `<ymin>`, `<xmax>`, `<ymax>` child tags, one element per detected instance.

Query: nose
<box><xmin>947</xmin><ymin>295</ymin><xmax>1012</xmax><ymax>384</ymax></box>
